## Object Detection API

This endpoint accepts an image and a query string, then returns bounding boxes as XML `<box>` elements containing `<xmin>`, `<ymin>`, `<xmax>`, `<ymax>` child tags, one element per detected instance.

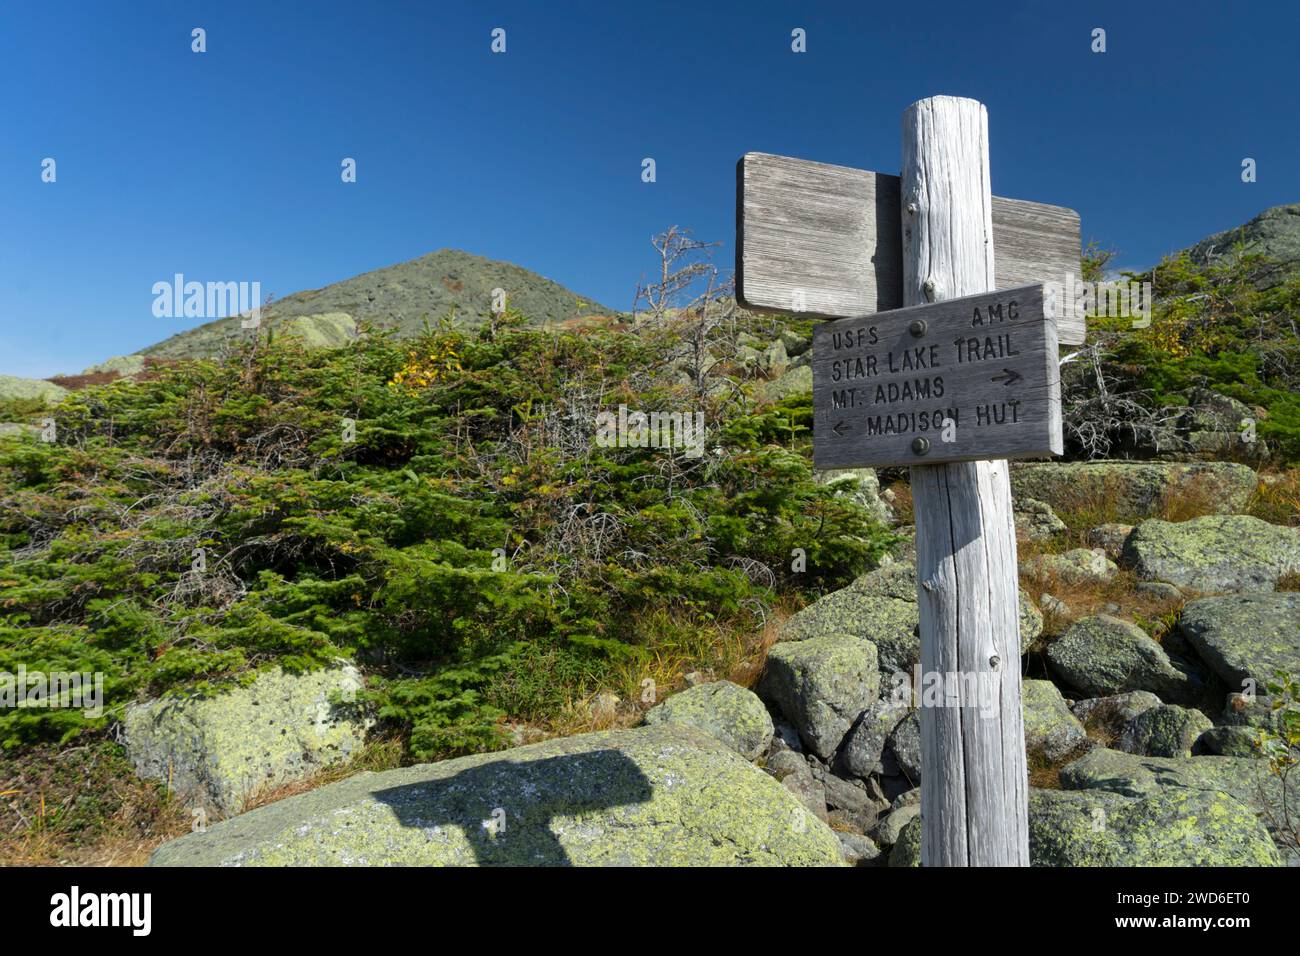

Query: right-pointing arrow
<box><xmin>991</xmin><ymin>368</ymin><xmax>1022</xmax><ymax>386</ymax></box>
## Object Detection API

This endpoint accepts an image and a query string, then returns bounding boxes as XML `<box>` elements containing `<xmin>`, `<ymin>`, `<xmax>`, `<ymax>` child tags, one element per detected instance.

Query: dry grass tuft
<box><xmin>1249</xmin><ymin>469</ymin><xmax>1300</xmax><ymax>527</ymax></box>
<box><xmin>1027</xmin><ymin>760</ymin><xmax>1062</xmax><ymax>790</ymax></box>
<box><xmin>1020</xmin><ymin>564</ymin><xmax>1188</xmax><ymax>642</ymax></box>
<box><xmin>1027</xmin><ymin>475</ymin><xmax>1126</xmax><ymax>537</ymax></box>
<box><xmin>1155</xmin><ymin>472</ymin><xmax>1242</xmax><ymax>524</ymax></box>
<box><xmin>0</xmin><ymin>742</ymin><xmax>189</xmax><ymax>867</ymax></box>
<box><xmin>883</xmin><ymin>480</ymin><xmax>914</xmax><ymax>525</ymax></box>
<box><xmin>1030</xmin><ymin>469</ymin><xmax>1250</xmax><ymax>543</ymax></box>
<box><xmin>542</xmin><ymin>600</ymin><xmax>793</xmax><ymax>740</ymax></box>
<box><xmin>0</xmin><ymin>736</ymin><xmax>413</xmax><ymax>867</ymax></box>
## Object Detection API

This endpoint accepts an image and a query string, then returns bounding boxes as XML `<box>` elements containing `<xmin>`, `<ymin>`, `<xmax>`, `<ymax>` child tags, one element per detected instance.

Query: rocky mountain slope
<box><xmin>2</xmin><ymin>207</ymin><xmax>1299</xmax><ymax>867</ymax></box>
<box><xmin>139</xmin><ymin>248</ymin><xmax>621</xmax><ymax>360</ymax></box>
<box><xmin>1185</xmin><ymin>202</ymin><xmax>1300</xmax><ymax>288</ymax></box>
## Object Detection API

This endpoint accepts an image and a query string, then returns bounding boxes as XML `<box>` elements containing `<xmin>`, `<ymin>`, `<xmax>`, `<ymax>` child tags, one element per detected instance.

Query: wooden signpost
<box><xmin>738</xmin><ymin>95</ymin><xmax>1079</xmax><ymax>866</ymax></box>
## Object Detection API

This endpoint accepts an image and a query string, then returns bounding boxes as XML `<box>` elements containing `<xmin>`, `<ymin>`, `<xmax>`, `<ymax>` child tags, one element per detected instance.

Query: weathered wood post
<box><xmin>736</xmin><ymin>93</ymin><xmax>1075</xmax><ymax>866</ymax></box>
<box><xmin>901</xmin><ymin>95</ymin><xmax>1029</xmax><ymax>866</ymax></box>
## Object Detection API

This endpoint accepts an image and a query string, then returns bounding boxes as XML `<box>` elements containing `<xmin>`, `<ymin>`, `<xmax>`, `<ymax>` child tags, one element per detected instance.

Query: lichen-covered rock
<box><xmin>1010</xmin><ymin>460</ymin><xmax>1258</xmax><ymax>521</ymax></box>
<box><xmin>1122</xmin><ymin>515</ymin><xmax>1300</xmax><ymax>593</ymax></box>
<box><xmin>838</xmin><ymin>698</ymin><xmax>910</xmax><ymax>779</ymax></box>
<box><xmin>1178</xmin><ymin>593</ymin><xmax>1300</xmax><ymax>690</ymax></box>
<box><xmin>871</xmin><ymin>801</ymin><xmax>920</xmax><ymax>848</ymax></box>
<box><xmin>779</xmin><ymin>329</ymin><xmax>810</xmax><ymax>357</ymax></box>
<box><xmin>1177</xmin><ymin>388</ymin><xmax>1270</xmax><ymax>464</ymax></box>
<box><xmin>763</xmin><ymin>748</ymin><xmax>806</xmax><ymax>781</ymax></box>
<box><xmin>123</xmin><ymin>664</ymin><xmax>368</xmax><ymax>815</ymax></box>
<box><xmin>1014</xmin><ymin>497</ymin><xmax>1067</xmax><ymax>542</ymax></box>
<box><xmin>762</xmin><ymin>338</ymin><xmax>790</xmax><ymax>376</ymax></box>
<box><xmin>758</xmin><ymin>364</ymin><xmax>812</xmax><ymax>403</ymax></box>
<box><xmin>0</xmin><ymin>374</ymin><xmax>67</xmax><ymax>405</ymax></box>
<box><xmin>811</xmin><ymin>762</ymin><xmax>870</xmax><ymax>808</ymax></box>
<box><xmin>783</xmin><ymin>772</ymin><xmax>829</xmax><ymax>821</ymax></box>
<box><xmin>1047</xmin><ymin>615</ymin><xmax>1203</xmax><ymax>704</ymax></box>
<box><xmin>1022</xmin><ymin>680</ymin><xmax>1089</xmax><ymax>763</ymax></box>
<box><xmin>149</xmin><ymin>725</ymin><xmax>846</xmax><ymax>866</ymax></box>
<box><xmin>1039</xmin><ymin>593</ymin><xmax>1070</xmax><ymax>617</ymax></box>
<box><xmin>837</xmin><ymin>831</ymin><xmax>881</xmax><ymax>866</ymax></box>
<box><xmin>643</xmin><ymin>680</ymin><xmax>773</xmax><ymax>761</ymax></box>
<box><xmin>1018</xmin><ymin>584</ymin><xmax>1053</xmax><ymax>650</ymax></box>
<box><xmin>810</xmin><ymin>764</ymin><xmax>874</xmax><ymax>830</ymax></box>
<box><xmin>1087</xmin><ymin>523</ymin><xmax>1135</xmax><ymax>561</ymax></box>
<box><xmin>1221</xmin><ymin>690</ymin><xmax>1288</xmax><ymax>731</ymax></box>
<box><xmin>82</xmin><ymin>354</ymin><xmax>147</xmax><ymax>377</ymax></box>
<box><xmin>1136</xmin><ymin>581</ymin><xmax>1183</xmax><ymax>601</ymax></box>
<box><xmin>887</xmin><ymin>710</ymin><xmax>922</xmax><ymax>781</ymax></box>
<box><xmin>888</xmin><ymin>814</ymin><xmax>922</xmax><ymax>866</ymax></box>
<box><xmin>866</xmin><ymin>785</ymin><xmax>1279</xmax><ymax>866</ymax></box>
<box><xmin>1058</xmin><ymin>747</ymin><xmax>1295</xmax><ymax>854</ymax></box>
<box><xmin>1116</xmin><ymin>704</ymin><xmax>1213</xmax><ymax>757</ymax></box>
<box><xmin>1023</xmin><ymin>548</ymin><xmax>1118</xmax><ymax>586</ymax></box>
<box><xmin>1198</xmin><ymin>726</ymin><xmax>1262</xmax><ymax>757</ymax></box>
<box><xmin>1058</xmin><ymin>749</ymin><xmax>1261</xmax><ymax>803</ymax></box>
<box><xmin>1071</xmin><ymin>691</ymin><xmax>1163</xmax><ymax>739</ymax></box>
<box><xmin>282</xmin><ymin>312</ymin><xmax>360</xmax><ymax>348</ymax></box>
<box><xmin>735</xmin><ymin>344</ymin><xmax>763</xmax><ymax>371</ymax></box>
<box><xmin>889</xmin><ymin>787</ymin><xmax>921</xmax><ymax>811</ymax></box>
<box><xmin>813</xmin><ymin>468</ymin><xmax>894</xmax><ymax>525</ymax></box>
<box><xmin>778</xmin><ymin>564</ymin><xmax>918</xmax><ymax>675</ymax></box>
<box><xmin>778</xmin><ymin>560</ymin><xmax>1041</xmax><ymax>675</ymax></box>
<box><xmin>760</xmin><ymin>633</ymin><xmax>879</xmax><ymax>760</ymax></box>
<box><xmin>1028</xmin><ymin>788</ymin><xmax>1280</xmax><ymax>866</ymax></box>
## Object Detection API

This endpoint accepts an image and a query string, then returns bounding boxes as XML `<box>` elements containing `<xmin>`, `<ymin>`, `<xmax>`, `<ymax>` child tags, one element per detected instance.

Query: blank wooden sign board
<box><xmin>811</xmin><ymin>283</ymin><xmax>1062</xmax><ymax>469</ymax></box>
<box><xmin>736</xmin><ymin>152</ymin><xmax>1086</xmax><ymax>345</ymax></box>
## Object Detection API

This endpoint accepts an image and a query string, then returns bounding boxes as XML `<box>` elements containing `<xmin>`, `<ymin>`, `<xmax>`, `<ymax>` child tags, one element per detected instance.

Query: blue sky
<box><xmin>1</xmin><ymin>0</ymin><xmax>1297</xmax><ymax>377</ymax></box>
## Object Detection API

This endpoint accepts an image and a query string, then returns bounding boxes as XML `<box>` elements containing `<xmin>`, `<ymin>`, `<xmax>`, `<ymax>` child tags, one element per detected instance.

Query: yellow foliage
<box><xmin>390</xmin><ymin>339</ymin><xmax>463</xmax><ymax>388</ymax></box>
<box><xmin>1137</xmin><ymin>296</ymin><xmax>1233</xmax><ymax>359</ymax></box>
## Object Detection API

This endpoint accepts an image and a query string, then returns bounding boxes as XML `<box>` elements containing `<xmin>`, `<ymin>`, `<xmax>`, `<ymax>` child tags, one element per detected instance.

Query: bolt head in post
<box><xmin>909</xmin><ymin>319</ymin><xmax>927</xmax><ymax>337</ymax></box>
<box><xmin>911</xmin><ymin>437</ymin><xmax>930</xmax><ymax>456</ymax></box>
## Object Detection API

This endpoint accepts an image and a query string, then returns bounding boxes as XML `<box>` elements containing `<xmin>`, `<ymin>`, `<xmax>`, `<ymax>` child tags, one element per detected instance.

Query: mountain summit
<box><xmin>140</xmin><ymin>249</ymin><xmax>621</xmax><ymax>359</ymax></box>
<box><xmin>1183</xmin><ymin>203</ymin><xmax>1300</xmax><ymax>287</ymax></box>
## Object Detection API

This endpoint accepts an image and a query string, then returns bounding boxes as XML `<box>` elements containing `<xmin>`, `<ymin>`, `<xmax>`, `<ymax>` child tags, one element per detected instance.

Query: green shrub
<box><xmin>1083</xmin><ymin>250</ymin><xmax>1300</xmax><ymax>465</ymax></box>
<box><xmin>0</xmin><ymin>323</ymin><xmax>893</xmax><ymax>759</ymax></box>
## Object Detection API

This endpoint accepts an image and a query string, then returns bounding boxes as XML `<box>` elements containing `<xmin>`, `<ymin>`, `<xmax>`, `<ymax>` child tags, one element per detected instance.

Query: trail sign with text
<box><xmin>736</xmin><ymin>152</ymin><xmax>1086</xmax><ymax>345</ymax></box>
<box><xmin>738</xmin><ymin>95</ymin><xmax>1079</xmax><ymax>867</ymax></box>
<box><xmin>811</xmin><ymin>283</ymin><xmax>1062</xmax><ymax>469</ymax></box>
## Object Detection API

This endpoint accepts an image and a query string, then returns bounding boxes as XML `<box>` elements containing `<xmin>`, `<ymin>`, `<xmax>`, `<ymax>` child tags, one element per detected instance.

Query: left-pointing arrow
<box><xmin>832</xmin><ymin>420</ymin><xmax>849</xmax><ymax>437</ymax></box>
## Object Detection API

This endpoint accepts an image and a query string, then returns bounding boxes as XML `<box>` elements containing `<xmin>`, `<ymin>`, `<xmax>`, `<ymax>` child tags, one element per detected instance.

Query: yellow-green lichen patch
<box><xmin>1124</xmin><ymin>514</ymin><xmax>1300</xmax><ymax>593</ymax></box>
<box><xmin>123</xmin><ymin>663</ymin><xmax>368</xmax><ymax>814</ymax></box>
<box><xmin>643</xmin><ymin>680</ymin><xmax>773</xmax><ymax>761</ymax></box>
<box><xmin>777</xmin><ymin>560</ymin><xmax>1041</xmax><ymax>676</ymax></box>
<box><xmin>1029</xmin><ymin>787</ymin><xmax>1281</xmax><ymax>866</ymax></box>
<box><xmin>150</xmin><ymin>725</ymin><xmax>846</xmax><ymax>867</ymax></box>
